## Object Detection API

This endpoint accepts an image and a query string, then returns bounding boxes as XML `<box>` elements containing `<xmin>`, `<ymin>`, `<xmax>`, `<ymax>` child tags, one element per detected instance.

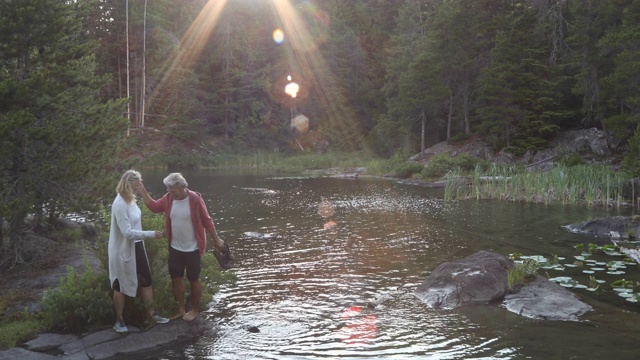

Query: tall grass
<box><xmin>445</xmin><ymin>164</ymin><xmax>629</xmax><ymax>206</ymax></box>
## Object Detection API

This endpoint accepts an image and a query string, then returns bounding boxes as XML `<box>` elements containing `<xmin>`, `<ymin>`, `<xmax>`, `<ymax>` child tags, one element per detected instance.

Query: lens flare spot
<box><xmin>291</xmin><ymin>114</ymin><xmax>309</xmax><ymax>133</ymax></box>
<box><xmin>273</xmin><ymin>28</ymin><xmax>284</xmax><ymax>44</ymax></box>
<box><xmin>317</xmin><ymin>197</ymin><xmax>335</xmax><ymax>218</ymax></box>
<box><xmin>285</xmin><ymin>80</ymin><xmax>299</xmax><ymax>98</ymax></box>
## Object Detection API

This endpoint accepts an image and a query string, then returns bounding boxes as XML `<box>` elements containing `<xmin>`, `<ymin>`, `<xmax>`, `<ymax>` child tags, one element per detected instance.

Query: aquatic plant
<box><xmin>445</xmin><ymin>164</ymin><xmax>628</xmax><ymax>206</ymax></box>
<box><xmin>518</xmin><ymin>242</ymin><xmax>640</xmax><ymax>304</ymax></box>
<box><xmin>507</xmin><ymin>258</ymin><xmax>540</xmax><ymax>292</ymax></box>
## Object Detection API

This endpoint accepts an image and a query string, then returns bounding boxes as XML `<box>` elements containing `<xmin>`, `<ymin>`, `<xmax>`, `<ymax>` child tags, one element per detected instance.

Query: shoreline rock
<box><xmin>414</xmin><ymin>251</ymin><xmax>593</xmax><ymax>321</ymax></box>
<box><xmin>0</xmin><ymin>317</ymin><xmax>210</xmax><ymax>360</ymax></box>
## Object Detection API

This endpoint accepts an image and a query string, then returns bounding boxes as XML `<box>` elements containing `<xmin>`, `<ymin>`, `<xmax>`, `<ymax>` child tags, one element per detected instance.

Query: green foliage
<box><xmin>622</xmin><ymin>125</ymin><xmax>640</xmax><ymax>177</ymax></box>
<box><xmin>507</xmin><ymin>259</ymin><xmax>540</xmax><ymax>292</ymax></box>
<box><xmin>559</xmin><ymin>153</ymin><xmax>586</xmax><ymax>167</ymax></box>
<box><xmin>602</xmin><ymin>114</ymin><xmax>638</xmax><ymax>143</ymax></box>
<box><xmin>448</xmin><ymin>163</ymin><xmax>629</xmax><ymax>206</ymax></box>
<box><xmin>421</xmin><ymin>153</ymin><xmax>480</xmax><ymax>180</ymax></box>
<box><xmin>390</xmin><ymin>162</ymin><xmax>424</xmax><ymax>179</ymax></box>
<box><xmin>0</xmin><ymin>318</ymin><xmax>44</xmax><ymax>350</ymax></box>
<box><xmin>52</xmin><ymin>227</ymin><xmax>83</xmax><ymax>243</ymax></box>
<box><xmin>0</xmin><ymin>294</ymin><xmax>45</xmax><ymax>349</ymax></box>
<box><xmin>0</xmin><ymin>0</ymin><xmax>128</xmax><ymax>269</ymax></box>
<box><xmin>40</xmin><ymin>260</ymin><xmax>113</xmax><ymax>333</ymax></box>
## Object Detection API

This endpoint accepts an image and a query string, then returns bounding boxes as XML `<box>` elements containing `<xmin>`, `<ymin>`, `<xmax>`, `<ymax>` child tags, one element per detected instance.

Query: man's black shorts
<box><xmin>168</xmin><ymin>247</ymin><xmax>201</xmax><ymax>281</ymax></box>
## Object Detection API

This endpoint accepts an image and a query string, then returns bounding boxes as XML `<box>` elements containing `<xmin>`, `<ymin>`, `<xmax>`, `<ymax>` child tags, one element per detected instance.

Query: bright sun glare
<box><xmin>151</xmin><ymin>0</ymin><xmax>362</xmax><ymax>146</ymax></box>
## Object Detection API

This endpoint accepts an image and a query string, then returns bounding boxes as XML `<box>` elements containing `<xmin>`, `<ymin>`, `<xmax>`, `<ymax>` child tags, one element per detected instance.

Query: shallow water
<box><xmin>140</xmin><ymin>169</ymin><xmax>640</xmax><ymax>360</ymax></box>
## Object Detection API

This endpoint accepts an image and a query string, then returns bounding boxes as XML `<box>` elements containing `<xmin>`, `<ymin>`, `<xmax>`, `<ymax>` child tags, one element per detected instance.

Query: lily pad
<box><xmin>613</xmin><ymin>288</ymin><xmax>633</xmax><ymax>293</ymax></box>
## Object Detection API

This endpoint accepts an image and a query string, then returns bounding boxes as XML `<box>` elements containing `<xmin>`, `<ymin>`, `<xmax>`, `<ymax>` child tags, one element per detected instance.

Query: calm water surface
<box><xmin>140</xmin><ymin>169</ymin><xmax>640</xmax><ymax>360</ymax></box>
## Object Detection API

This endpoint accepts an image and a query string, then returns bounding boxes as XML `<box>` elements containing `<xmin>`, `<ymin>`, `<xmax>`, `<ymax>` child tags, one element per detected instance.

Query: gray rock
<box><xmin>0</xmin><ymin>348</ymin><xmax>57</xmax><ymax>360</ymax></box>
<box><xmin>85</xmin><ymin>320</ymin><xmax>208</xmax><ymax>359</ymax></box>
<box><xmin>414</xmin><ymin>251</ymin><xmax>512</xmax><ymax>309</ymax></box>
<box><xmin>414</xmin><ymin>251</ymin><xmax>593</xmax><ymax>322</ymax></box>
<box><xmin>59</xmin><ymin>328</ymin><xmax>124</xmax><ymax>355</ymax></box>
<box><xmin>503</xmin><ymin>276</ymin><xmax>593</xmax><ymax>321</ymax></box>
<box><xmin>24</xmin><ymin>333</ymin><xmax>78</xmax><ymax>351</ymax></box>
<box><xmin>564</xmin><ymin>215</ymin><xmax>640</xmax><ymax>240</ymax></box>
<box><xmin>1</xmin><ymin>319</ymin><xmax>210</xmax><ymax>360</ymax></box>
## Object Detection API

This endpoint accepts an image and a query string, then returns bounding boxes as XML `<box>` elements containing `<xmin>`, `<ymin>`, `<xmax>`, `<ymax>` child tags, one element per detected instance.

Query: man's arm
<box><xmin>137</xmin><ymin>182</ymin><xmax>164</xmax><ymax>213</ymax></box>
<box><xmin>208</xmin><ymin>228</ymin><xmax>224</xmax><ymax>251</ymax></box>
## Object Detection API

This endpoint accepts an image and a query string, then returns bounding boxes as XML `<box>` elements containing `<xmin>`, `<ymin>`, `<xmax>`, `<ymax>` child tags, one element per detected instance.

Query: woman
<box><xmin>108</xmin><ymin>170</ymin><xmax>169</xmax><ymax>333</ymax></box>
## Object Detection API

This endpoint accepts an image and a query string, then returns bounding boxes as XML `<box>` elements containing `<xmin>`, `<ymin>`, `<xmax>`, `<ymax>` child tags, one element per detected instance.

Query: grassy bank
<box><xmin>140</xmin><ymin>150</ymin><xmax>401</xmax><ymax>175</ymax></box>
<box><xmin>444</xmin><ymin>164</ymin><xmax>631</xmax><ymax>206</ymax></box>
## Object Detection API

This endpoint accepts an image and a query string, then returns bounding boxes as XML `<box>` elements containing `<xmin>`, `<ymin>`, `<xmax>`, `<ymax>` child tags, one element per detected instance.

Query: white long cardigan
<box><xmin>108</xmin><ymin>194</ymin><xmax>155</xmax><ymax>297</ymax></box>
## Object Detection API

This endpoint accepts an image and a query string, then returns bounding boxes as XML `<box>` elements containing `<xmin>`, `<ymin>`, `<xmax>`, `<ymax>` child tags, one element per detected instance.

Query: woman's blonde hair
<box><xmin>116</xmin><ymin>170</ymin><xmax>141</xmax><ymax>204</ymax></box>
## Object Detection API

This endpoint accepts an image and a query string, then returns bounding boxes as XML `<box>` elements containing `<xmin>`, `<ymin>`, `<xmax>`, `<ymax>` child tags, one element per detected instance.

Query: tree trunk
<box><xmin>0</xmin><ymin>217</ymin><xmax>3</xmax><ymax>251</ymax></box>
<box><xmin>140</xmin><ymin>0</ymin><xmax>147</xmax><ymax>129</ymax></box>
<box><xmin>447</xmin><ymin>92</ymin><xmax>453</xmax><ymax>139</ymax></box>
<box><xmin>421</xmin><ymin>107</ymin><xmax>426</xmax><ymax>157</ymax></box>
<box><xmin>126</xmin><ymin>0</ymin><xmax>131</xmax><ymax>136</ymax></box>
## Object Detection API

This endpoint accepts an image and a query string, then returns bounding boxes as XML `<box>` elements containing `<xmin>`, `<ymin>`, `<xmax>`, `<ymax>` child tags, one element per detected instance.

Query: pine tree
<box><xmin>0</xmin><ymin>0</ymin><xmax>128</xmax><ymax>269</ymax></box>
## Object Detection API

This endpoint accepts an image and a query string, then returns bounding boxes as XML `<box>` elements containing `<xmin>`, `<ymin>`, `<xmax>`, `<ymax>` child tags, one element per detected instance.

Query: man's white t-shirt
<box><xmin>170</xmin><ymin>197</ymin><xmax>198</xmax><ymax>252</ymax></box>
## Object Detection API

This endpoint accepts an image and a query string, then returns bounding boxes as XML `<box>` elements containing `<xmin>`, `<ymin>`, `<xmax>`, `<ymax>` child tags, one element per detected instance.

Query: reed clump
<box><xmin>444</xmin><ymin>164</ymin><xmax>629</xmax><ymax>206</ymax></box>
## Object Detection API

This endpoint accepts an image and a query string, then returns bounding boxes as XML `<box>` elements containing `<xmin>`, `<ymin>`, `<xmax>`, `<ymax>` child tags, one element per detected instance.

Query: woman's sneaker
<box><xmin>152</xmin><ymin>313</ymin><xmax>170</xmax><ymax>324</ymax></box>
<box><xmin>113</xmin><ymin>320</ymin><xmax>128</xmax><ymax>333</ymax></box>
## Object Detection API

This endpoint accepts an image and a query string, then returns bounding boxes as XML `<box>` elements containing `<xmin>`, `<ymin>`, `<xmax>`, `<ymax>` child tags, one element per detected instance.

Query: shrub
<box><xmin>0</xmin><ymin>294</ymin><xmax>46</xmax><ymax>350</ymax></box>
<box><xmin>391</xmin><ymin>162</ymin><xmax>424</xmax><ymax>179</ymax></box>
<box><xmin>559</xmin><ymin>153</ymin><xmax>585</xmax><ymax>167</ymax></box>
<box><xmin>421</xmin><ymin>153</ymin><xmax>480</xmax><ymax>180</ymax></box>
<box><xmin>0</xmin><ymin>318</ymin><xmax>44</xmax><ymax>349</ymax></box>
<box><xmin>40</xmin><ymin>258</ymin><xmax>113</xmax><ymax>332</ymax></box>
<box><xmin>54</xmin><ymin>227</ymin><xmax>82</xmax><ymax>243</ymax></box>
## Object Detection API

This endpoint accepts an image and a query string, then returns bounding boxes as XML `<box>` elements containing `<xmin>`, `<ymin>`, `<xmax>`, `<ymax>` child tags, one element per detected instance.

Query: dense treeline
<box><xmin>2</xmin><ymin>0</ymin><xmax>640</xmax><ymax>268</ymax></box>
<box><xmin>84</xmin><ymin>0</ymin><xmax>640</xmax><ymax>158</ymax></box>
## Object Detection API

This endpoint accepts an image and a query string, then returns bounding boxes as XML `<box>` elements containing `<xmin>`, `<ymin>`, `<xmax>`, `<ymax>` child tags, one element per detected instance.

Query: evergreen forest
<box><xmin>2</xmin><ymin>0</ymin><xmax>640</xmax><ymax>268</ymax></box>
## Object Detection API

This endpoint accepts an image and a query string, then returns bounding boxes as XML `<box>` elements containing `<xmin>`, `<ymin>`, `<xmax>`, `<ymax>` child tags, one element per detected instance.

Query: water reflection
<box><xmin>138</xmin><ymin>170</ymin><xmax>640</xmax><ymax>360</ymax></box>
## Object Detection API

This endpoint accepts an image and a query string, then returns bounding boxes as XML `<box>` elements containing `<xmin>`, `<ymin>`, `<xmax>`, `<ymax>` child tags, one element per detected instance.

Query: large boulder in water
<box><xmin>414</xmin><ymin>250</ymin><xmax>512</xmax><ymax>310</ymax></box>
<box><xmin>414</xmin><ymin>250</ymin><xmax>593</xmax><ymax>321</ymax></box>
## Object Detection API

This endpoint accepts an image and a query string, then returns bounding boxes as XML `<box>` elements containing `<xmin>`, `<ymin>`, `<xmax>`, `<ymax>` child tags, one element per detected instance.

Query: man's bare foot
<box><xmin>183</xmin><ymin>310</ymin><xmax>198</xmax><ymax>321</ymax></box>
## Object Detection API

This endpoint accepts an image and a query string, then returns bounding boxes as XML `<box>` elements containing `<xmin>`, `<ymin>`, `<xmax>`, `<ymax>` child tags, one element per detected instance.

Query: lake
<box><xmin>139</xmin><ymin>169</ymin><xmax>640</xmax><ymax>360</ymax></box>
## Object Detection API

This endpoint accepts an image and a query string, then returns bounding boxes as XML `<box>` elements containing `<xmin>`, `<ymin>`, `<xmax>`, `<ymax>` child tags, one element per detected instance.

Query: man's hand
<box><xmin>215</xmin><ymin>238</ymin><xmax>225</xmax><ymax>251</ymax></box>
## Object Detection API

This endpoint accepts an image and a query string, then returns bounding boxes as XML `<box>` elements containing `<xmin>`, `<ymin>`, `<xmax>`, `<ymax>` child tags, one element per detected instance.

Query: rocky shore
<box><xmin>0</xmin><ymin>317</ymin><xmax>209</xmax><ymax>360</ymax></box>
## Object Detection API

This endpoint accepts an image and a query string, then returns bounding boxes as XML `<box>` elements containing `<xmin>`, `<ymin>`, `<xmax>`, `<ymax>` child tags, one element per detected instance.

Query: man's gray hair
<box><xmin>163</xmin><ymin>172</ymin><xmax>188</xmax><ymax>188</ymax></box>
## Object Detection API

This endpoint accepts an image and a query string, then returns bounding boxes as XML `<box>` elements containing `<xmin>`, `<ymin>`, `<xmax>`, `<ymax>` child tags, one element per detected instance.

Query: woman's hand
<box><xmin>154</xmin><ymin>231</ymin><xmax>163</xmax><ymax>239</ymax></box>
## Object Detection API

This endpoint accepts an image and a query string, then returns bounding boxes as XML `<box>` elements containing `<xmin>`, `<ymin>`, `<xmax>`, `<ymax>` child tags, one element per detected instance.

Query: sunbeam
<box><xmin>146</xmin><ymin>0</ymin><xmax>228</xmax><ymax>113</ymax></box>
<box><xmin>272</xmin><ymin>0</ymin><xmax>363</xmax><ymax>148</ymax></box>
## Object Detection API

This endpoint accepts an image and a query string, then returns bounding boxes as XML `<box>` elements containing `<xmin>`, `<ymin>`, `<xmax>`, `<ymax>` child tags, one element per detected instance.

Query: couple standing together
<box><xmin>108</xmin><ymin>170</ymin><xmax>225</xmax><ymax>333</ymax></box>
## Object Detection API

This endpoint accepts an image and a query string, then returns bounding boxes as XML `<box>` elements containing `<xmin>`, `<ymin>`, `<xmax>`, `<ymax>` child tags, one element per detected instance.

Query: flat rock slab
<box><xmin>0</xmin><ymin>348</ymin><xmax>58</xmax><ymax>360</ymax></box>
<box><xmin>503</xmin><ymin>276</ymin><xmax>593</xmax><ymax>321</ymax></box>
<box><xmin>0</xmin><ymin>318</ymin><xmax>209</xmax><ymax>360</ymax></box>
<box><xmin>24</xmin><ymin>333</ymin><xmax>79</xmax><ymax>352</ymax></box>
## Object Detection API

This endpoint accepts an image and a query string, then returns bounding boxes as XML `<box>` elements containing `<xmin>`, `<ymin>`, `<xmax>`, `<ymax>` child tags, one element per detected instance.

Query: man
<box><xmin>139</xmin><ymin>172</ymin><xmax>224</xmax><ymax>321</ymax></box>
